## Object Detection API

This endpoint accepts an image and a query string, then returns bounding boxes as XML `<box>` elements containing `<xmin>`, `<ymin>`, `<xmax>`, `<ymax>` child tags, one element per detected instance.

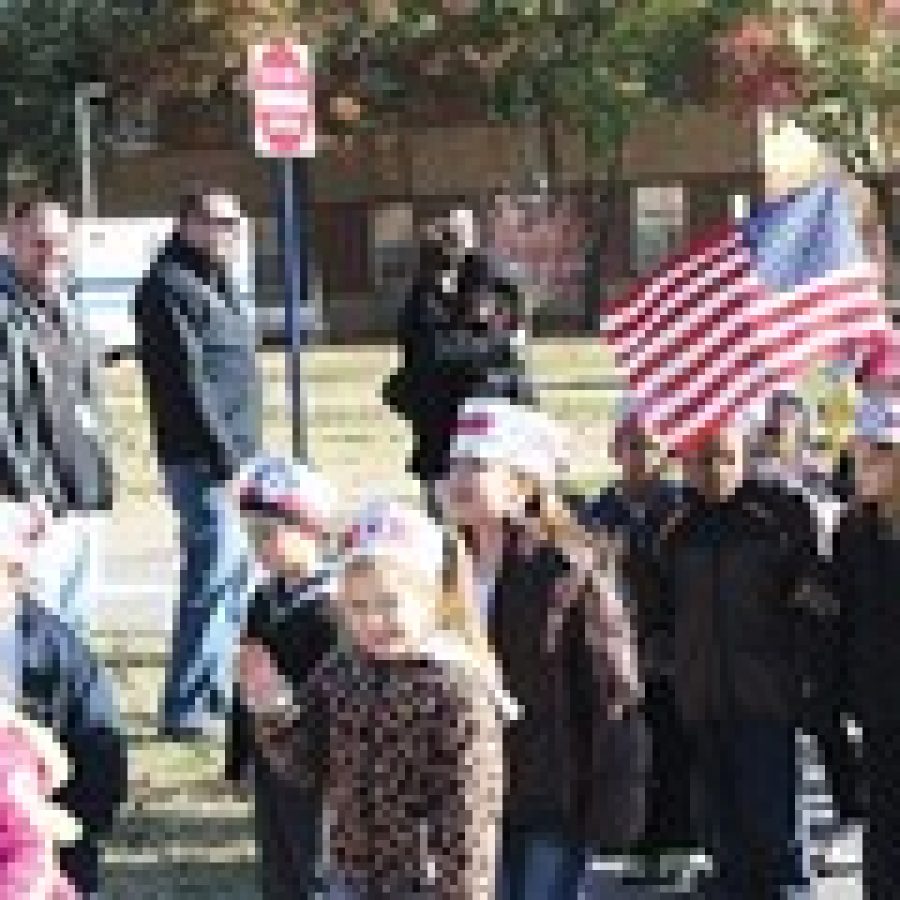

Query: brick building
<box><xmin>93</xmin><ymin>95</ymin><xmax>776</xmax><ymax>340</ymax></box>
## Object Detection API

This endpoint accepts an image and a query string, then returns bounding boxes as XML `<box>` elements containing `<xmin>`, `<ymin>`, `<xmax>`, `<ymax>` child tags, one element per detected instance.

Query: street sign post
<box><xmin>249</xmin><ymin>39</ymin><xmax>316</xmax><ymax>461</ymax></box>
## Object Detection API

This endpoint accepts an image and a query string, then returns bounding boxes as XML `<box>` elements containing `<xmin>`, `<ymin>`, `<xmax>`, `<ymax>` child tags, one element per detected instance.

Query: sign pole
<box><xmin>277</xmin><ymin>155</ymin><xmax>311</xmax><ymax>461</ymax></box>
<box><xmin>250</xmin><ymin>38</ymin><xmax>316</xmax><ymax>464</ymax></box>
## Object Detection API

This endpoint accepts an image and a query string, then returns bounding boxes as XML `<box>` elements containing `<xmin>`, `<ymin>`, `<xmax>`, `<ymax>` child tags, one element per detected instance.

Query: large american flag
<box><xmin>600</xmin><ymin>179</ymin><xmax>885</xmax><ymax>453</ymax></box>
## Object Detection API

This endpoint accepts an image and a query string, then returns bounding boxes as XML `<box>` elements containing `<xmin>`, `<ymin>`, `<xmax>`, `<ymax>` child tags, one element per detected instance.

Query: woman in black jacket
<box><xmin>438</xmin><ymin>399</ymin><xmax>645</xmax><ymax>900</ymax></box>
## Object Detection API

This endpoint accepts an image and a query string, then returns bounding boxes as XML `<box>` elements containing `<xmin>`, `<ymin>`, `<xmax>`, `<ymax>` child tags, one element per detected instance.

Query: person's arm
<box><xmin>239</xmin><ymin>641</ymin><xmax>329</xmax><ymax>785</ymax></box>
<box><xmin>578</xmin><ymin>562</ymin><xmax>642</xmax><ymax>718</ymax></box>
<box><xmin>815</xmin><ymin>517</ymin><xmax>865</xmax><ymax>823</ymax></box>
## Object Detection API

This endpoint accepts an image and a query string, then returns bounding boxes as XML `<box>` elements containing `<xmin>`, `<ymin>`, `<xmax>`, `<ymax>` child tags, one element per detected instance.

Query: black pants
<box><xmin>254</xmin><ymin>755</ymin><xmax>323</xmax><ymax>900</ymax></box>
<box><xmin>863</xmin><ymin>730</ymin><xmax>900</xmax><ymax>899</ymax></box>
<box><xmin>642</xmin><ymin>678</ymin><xmax>695</xmax><ymax>850</ymax></box>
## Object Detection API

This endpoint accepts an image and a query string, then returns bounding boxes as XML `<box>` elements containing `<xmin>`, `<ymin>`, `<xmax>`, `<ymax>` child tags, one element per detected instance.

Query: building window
<box><xmin>731</xmin><ymin>193</ymin><xmax>751</xmax><ymax>222</ymax></box>
<box><xmin>631</xmin><ymin>184</ymin><xmax>686</xmax><ymax>274</ymax></box>
<box><xmin>369</xmin><ymin>203</ymin><xmax>415</xmax><ymax>303</ymax></box>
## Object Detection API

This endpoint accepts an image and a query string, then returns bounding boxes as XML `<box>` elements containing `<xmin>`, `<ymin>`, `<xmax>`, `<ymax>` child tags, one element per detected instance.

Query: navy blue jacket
<box><xmin>18</xmin><ymin>597</ymin><xmax>128</xmax><ymax>896</ymax></box>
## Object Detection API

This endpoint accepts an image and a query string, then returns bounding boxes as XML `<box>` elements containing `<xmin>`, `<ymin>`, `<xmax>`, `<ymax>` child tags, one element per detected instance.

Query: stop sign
<box><xmin>249</xmin><ymin>39</ymin><xmax>315</xmax><ymax>158</ymax></box>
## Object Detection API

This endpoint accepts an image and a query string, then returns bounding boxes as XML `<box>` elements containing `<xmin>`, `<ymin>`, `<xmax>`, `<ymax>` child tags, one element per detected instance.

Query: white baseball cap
<box><xmin>336</xmin><ymin>497</ymin><xmax>446</xmax><ymax>586</ymax></box>
<box><xmin>450</xmin><ymin>399</ymin><xmax>570</xmax><ymax>485</ymax></box>
<box><xmin>236</xmin><ymin>456</ymin><xmax>339</xmax><ymax>529</ymax></box>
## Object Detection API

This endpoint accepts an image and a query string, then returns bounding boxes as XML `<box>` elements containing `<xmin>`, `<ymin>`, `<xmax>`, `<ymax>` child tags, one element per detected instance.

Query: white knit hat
<box><xmin>855</xmin><ymin>391</ymin><xmax>900</xmax><ymax>445</ymax></box>
<box><xmin>338</xmin><ymin>497</ymin><xmax>446</xmax><ymax>585</ymax></box>
<box><xmin>450</xmin><ymin>399</ymin><xmax>570</xmax><ymax>485</ymax></box>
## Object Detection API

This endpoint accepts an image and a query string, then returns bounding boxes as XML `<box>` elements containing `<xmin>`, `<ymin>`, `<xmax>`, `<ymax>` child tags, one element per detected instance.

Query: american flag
<box><xmin>600</xmin><ymin>179</ymin><xmax>885</xmax><ymax>453</ymax></box>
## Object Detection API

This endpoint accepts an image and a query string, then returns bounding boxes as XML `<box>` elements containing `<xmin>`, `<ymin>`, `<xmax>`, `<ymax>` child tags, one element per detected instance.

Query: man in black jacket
<box><xmin>657</xmin><ymin>422</ymin><xmax>820</xmax><ymax>898</ymax></box>
<box><xmin>830</xmin><ymin>391</ymin><xmax>900</xmax><ymax>898</ymax></box>
<box><xmin>134</xmin><ymin>188</ymin><xmax>261</xmax><ymax>738</ymax></box>
<box><xmin>0</xmin><ymin>199</ymin><xmax>114</xmax><ymax>638</ymax></box>
<box><xmin>384</xmin><ymin>211</ymin><xmax>534</xmax><ymax>515</ymax></box>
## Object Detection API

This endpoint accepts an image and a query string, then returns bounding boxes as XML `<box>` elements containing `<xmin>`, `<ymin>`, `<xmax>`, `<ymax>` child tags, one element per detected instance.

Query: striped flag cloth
<box><xmin>600</xmin><ymin>179</ymin><xmax>885</xmax><ymax>453</ymax></box>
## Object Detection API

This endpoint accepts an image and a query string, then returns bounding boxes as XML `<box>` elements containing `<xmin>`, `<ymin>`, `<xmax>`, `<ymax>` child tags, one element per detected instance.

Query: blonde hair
<box><xmin>513</xmin><ymin>473</ymin><xmax>617</xmax><ymax>579</ymax></box>
<box><xmin>437</xmin><ymin>533</ymin><xmax>496</xmax><ymax>665</ymax></box>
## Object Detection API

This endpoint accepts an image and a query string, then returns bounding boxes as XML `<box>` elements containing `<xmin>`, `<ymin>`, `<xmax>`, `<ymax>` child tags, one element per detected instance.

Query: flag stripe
<box><xmin>613</xmin><ymin>239</ymin><xmax>746</xmax><ymax>358</ymax></box>
<box><xmin>601</xmin><ymin>232</ymin><xmax>739</xmax><ymax>341</ymax></box>
<box><xmin>653</xmin><ymin>298</ymin><xmax>882</xmax><ymax>440</ymax></box>
<box><xmin>601</xmin><ymin>179</ymin><xmax>884</xmax><ymax>453</ymax></box>
<box><xmin>639</xmin><ymin>271</ymin><xmax>880</xmax><ymax>424</ymax></box>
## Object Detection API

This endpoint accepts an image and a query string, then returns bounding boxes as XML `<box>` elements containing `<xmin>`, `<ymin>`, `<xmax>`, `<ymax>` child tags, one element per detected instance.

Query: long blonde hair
<box><xmin>513</xmin><ymin>473</ymin><xmax>618</xmax><ymax>585</ymax></box>
<box><xmin>437</xmin><ymin>532</ymin><xmax>496</xmax><ymax>665</ymax></box>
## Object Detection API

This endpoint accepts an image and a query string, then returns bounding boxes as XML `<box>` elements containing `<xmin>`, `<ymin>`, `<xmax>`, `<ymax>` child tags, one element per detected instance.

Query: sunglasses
<box><xmin>204</xmin><ymin>214</ymin><xmax>241</xmax><ymax>234</ymax></box>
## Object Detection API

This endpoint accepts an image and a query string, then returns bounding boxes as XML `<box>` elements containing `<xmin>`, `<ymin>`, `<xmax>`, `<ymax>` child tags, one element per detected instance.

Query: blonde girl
<box><xmin>243</xmin><ymin>497</ymin><xmax>510</xmax><ymax>900</ymax></box>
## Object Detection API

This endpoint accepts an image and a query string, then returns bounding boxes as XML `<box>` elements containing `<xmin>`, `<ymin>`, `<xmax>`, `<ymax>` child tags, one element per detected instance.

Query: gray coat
<box><xmin>133</xmin><ymin>236</ymin><xmax>261</xmax><ymax>480</ymax></box>
<box><xmin>0</xmin><ymin>258</ymin><xmax>113</xmax><ymax>514</ymax></box>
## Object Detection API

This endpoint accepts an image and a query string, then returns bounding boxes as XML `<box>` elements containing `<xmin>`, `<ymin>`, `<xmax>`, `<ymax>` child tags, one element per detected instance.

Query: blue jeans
<box><xmin>501</xmin><ymin>829</ymin><xmax>586</xmax><ymax>900</ymax></box>
<box><xmin>161</xmin><ymin>463</ymin><xmax>251</xmax><ymax>733</ymax></box>
<box><xmin>694</xmin><ymin>720</ymin><xmax>810</xmax><ymax>899</ymax></box>
<box><xmin>321</xmin><ymin>878</ymin><xmax>428</xmax><ymax>900</ymax></box>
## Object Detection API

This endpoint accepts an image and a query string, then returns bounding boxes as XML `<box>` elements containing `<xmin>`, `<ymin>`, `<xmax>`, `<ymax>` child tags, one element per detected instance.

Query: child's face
<box><xmin>338</xmin><ymin>559</ymin><xmax>436</xmax><ymax>657</ymax></box>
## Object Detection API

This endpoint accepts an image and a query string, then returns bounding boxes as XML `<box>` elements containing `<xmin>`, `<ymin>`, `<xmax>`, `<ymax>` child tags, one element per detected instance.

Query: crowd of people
<box><xmin>0</xmin><ymin>190</ymin><xmax>898</xmax><ymax>900</ymax></box>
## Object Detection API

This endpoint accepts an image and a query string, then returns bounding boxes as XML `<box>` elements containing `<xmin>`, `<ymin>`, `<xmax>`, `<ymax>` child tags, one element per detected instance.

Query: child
<box><xmin>231</xmin><ymin>457</ymin><xmax>340</xmax><ymax>900</ymax></box>
<box><xmin>437</xmin><ymin>398</ymin><xmax>646</xmax><ymax>900</ymax></box>
<box><xmin>241</xmin><ymin>497</ymin><xmax>510</xmax><ymax>900</ymax></box>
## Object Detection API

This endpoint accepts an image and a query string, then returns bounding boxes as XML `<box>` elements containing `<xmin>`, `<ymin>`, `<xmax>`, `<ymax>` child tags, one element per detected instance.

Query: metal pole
<box><xmin>75</xmin><ymin>88</ymin><xmax>92</xmax><ymax>218</ymax></box>
<box><xmin>277</xmin><ymin>156</ymin><xmax>311</xmax><ymax>461</ymax></box>
<box><xmin>75</xmin><ymin>83</ymin><xmax>104</xmax><ymax>219</ymax></box>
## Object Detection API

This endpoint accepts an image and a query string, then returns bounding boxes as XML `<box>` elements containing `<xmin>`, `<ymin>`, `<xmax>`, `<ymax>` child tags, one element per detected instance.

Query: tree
<box><xmin>0</xmin><ymin>1</ymin><xmax>765</xmax><ymax>195</ymax></box>
<box><xmin>716</xmin><ymin>3</ymin><xmax>899</xmax><ymax>303</ymax></box>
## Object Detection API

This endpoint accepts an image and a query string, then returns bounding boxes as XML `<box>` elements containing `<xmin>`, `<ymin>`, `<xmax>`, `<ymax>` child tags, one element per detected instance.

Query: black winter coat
<box><xmin>385</xmin><ymin>253</ymin><xmax>534</xmax><ymax>482</ymax></box>
<box><xmin>656</xmin><ymin>480</ymin><xmax>822</xmax><ymax>727</ymax></box>
<box><xmin>133</xmin><ymin>236</ymin><xmax>261</xmax><ymax>480</ymax></box>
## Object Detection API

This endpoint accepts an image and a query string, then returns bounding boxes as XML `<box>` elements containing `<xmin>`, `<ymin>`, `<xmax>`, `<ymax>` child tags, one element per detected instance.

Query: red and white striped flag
<box><xmin>600</xmin><ymin>179</ymin><xmax>885</xmax><ymax>453</ymax></box>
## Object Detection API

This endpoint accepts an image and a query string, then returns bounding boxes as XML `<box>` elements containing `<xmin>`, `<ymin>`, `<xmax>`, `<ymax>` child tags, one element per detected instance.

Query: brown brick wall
<box><xmin>96</xmin><ymin>107</ymin><xmax>763</xmax><ymax>338</ymax></box>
